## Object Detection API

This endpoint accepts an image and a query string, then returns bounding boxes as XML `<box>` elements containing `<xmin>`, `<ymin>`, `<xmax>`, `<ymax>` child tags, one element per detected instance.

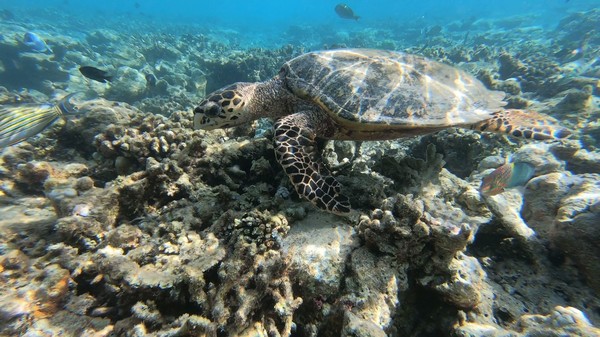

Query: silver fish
<box><xmin>0</xmin><ymin>93</ymin><xmax>79</xmax><ymax>148</ymax></box>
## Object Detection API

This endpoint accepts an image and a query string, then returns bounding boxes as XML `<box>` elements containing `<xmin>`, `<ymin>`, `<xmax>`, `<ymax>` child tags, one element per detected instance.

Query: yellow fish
<box><xmin>0</xmin><ymin>93</ymin><xmax>79</xmax><ymax>148</ymax></box>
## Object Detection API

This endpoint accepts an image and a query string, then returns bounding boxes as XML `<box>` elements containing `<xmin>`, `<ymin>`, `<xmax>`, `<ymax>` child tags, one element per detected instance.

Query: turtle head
<box><xmin>193</xmin><ymin>82</ymin><xmax>255</xmax><ymax>130</ymax></box>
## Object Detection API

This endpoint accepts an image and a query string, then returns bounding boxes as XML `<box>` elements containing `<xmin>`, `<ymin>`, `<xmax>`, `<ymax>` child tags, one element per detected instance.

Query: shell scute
<box><xmin>282</xmin><ymin>49</ymin><xmax>506</xmax><ymax>127</ymax></box>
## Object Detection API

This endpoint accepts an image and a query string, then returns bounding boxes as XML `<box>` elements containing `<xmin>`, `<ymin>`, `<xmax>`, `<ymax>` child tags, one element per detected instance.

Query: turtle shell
<box><xmin>281</xmin><ymin>49</ymin><xmax>506</xmax><ymax>128</ymax></box>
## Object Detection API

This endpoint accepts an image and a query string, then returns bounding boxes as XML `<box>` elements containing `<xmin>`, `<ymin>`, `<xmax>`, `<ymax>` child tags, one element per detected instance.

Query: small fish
<box><xmin>0</xmin><ymin>93</ymin><xmax>81</xmax><ymax>149</ymax></box>
<box><xmin>480</xmin><ymin>161</ymin><xmax>536</xmax><ymax>196</ymax></box>
<box><xmin>145</xmin><ymin>73</ymin><xmax>157</xmax><ymax>87</ymax></box>
<box><xmin>23</xmin><ymin>32</ymin><xmax>52</xmax><ymax>53</ymax></box>
<box><xmin>79</xmin><ymin>66</ymin><xmax>112</xmax><ymax>83</ymax></box>
<box><xmin>335</xmin><ymin>4</ymin><xmax>360</xmax><ymax>21</ymax></box>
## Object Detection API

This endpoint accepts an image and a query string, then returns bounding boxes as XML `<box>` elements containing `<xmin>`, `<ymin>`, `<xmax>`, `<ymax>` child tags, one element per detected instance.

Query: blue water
<box><xmin>7</xmin><ymin>0</ymin><xmax>596</xmax><ymax>22</ymax></box>
<box><xmin>4</xmin><ymin>0</ymin><xmax>598</xmax><ymax>37</ymax></box>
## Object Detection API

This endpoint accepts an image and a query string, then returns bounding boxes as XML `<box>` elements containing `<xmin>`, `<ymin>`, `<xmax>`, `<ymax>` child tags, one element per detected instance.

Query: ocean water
<box><xmin>3</xmin><ymin>0</ymin><xmax>599</xmax><ymax>43</ymax></box>
<box><xmin>0</xmin><ymin>1</ymin><xmax>599</xmax><ymax>336</ymax></box>
<box><xmin>6</xmin><ymin>0</ymin><xmax>598</xmax><ymax>26</ymax></box>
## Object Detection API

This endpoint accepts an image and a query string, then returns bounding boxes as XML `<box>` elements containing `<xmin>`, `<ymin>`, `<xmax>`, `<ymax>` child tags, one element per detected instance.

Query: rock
<box><xmin>555</xmin><ymin>87</ymin><xmax>593</xmax><ymax>112</ymax></box>
<box><xmin>434</xmin><ymin>253</ymin><xmax>492</xmax><ymax>310</ymax></box>
<box><xmin>105</xmin><ymin>66</ymin><xmax>147</xmax><ymax>102</ymax></box>
<box><xmin>281</xmin><ymin>212</ymin><xmax>358</xmax><ymax>297</ymax></box>
<box><xmin>521</xmin><ymin>172</ymin><xmax>571</xmax><ymax>237</ymax></box>
<box><xmin>484</xmin><ymin>189</ymin><xmax>535</xmax><ymax>240</ymax></box>
<box><xmin>550</xmin><ymin>174</ymin><xmax>600</xmax><ymax>292</ymax></box>
<box><xmin>33</xmin><ymin>264</ymin><xmax>71</xmax><ymax>318</ymax></box>
<box><xmin>523</xmin><ymin>173</ymin><xmax>600</xmax><ymax>292</ymax></box>
<box><xmin>86</xmin><ymin>29</ymin><xmax>121</xmax><ymax>45</ymax></box>
<box><xmin>477</xmin><ymin>155</ymin><xmax>505</xmax><ymax>170</ymax></box>
<box><xmin>341</xmin><ymin>311</ymin><xmax>387</xmax><ymax>337</ymax></box>
<box><xmin>75</xmin><ymin>176</ymin><xmax>94</xmax><ymax>191</ymax></box>
<box><xmin>114</xmin><ymin>156</ymin><xmax>133</xmax><ymax>175</ymax></box>
<box><xmin>510</xmin><ymin>143</ymin><xmax>564</xmax><ymax>175</ymax></box>
<box><xmin>0</xmin><ymin>293</ymin><xmax>31</xmax><ymax>322</ymax></box>
<box><xmin>0</xmin><ymin>197</ymin><xmax>57</xmax><ymax>232</ymax></box>
<box><xmin>497</xmin><ymin>78</ymin><xmax>522</xmax><ymax>95</ymax></box>
<box><xmin>14</xmin><ymin>161</ymin><xmax>54</xmax><ymax>188</ymax></box>
<box><xmin>456</xmin><ymin>306</ymin><xmax>600</xmax><ymax>337</ymax></box>
<box><xmin>106</xmin><ymin>224</ymin><xmax>143</xmax><ymax>250</ymax></box>
<box><xmin>567</xmin><ymin>149</ymin><xmax>600</xmax><ymax>174</ymax></box>
<box><xmin>0</xmin><ymin>250</ymin><xmax>29</xmax><ymax>273</ymax></box>
<box><xmin>346</xmin><ymin>247</ymin><xmax>402</xmax><ymax>330</ymax></box>
<box><xmin>238</xmin><ymin>322</ymin><xmax>269</xmax><ymax>337</ymax></box>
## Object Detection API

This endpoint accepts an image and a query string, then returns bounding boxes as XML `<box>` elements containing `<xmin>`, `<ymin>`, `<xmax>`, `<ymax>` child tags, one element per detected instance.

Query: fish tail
<box><xmin>470</xmin><ymin>109</ymin><xmax>572</xmax><ymax>140</ymax></box>
<box><xmin>56</xmin><ymin>93</ymin><xmax>82</xmax><ymax>115</ymax></box>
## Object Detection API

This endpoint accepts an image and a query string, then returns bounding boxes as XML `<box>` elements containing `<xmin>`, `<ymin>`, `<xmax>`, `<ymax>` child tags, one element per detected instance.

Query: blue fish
<box><xmin>23</xmin><ymin>32</ymin><xmax>52</xmax><ymax>53</ymax></box>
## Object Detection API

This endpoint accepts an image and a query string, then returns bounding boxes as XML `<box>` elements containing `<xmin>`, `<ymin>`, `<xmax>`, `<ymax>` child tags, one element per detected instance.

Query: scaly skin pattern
<box><xmin>470</xmin><ymin>109</ymin><xmax>572</xmax><ymax>140</ymax></box>
<box><xmin>273</xmin><ymin>112</ymin><xmax>351</xmax><ymax>215</ymax></box>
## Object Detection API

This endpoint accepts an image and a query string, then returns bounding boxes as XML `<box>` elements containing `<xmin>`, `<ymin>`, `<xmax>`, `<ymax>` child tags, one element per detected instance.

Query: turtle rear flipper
<box><xmin>274</xmin><ymin>113</ymin><xmax>351</xmax><ymax>215</ymax></box>
<box><xmin>471</xmin><ymin>109</ymin><xmax>572</xmax><ymax>140</ymax></box>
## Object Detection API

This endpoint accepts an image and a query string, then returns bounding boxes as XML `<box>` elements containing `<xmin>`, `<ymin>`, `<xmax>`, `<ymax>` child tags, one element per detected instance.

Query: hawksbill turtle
<box><xmin>193</xmin><ymin>49</ymin><xmax>571</xmax><ymax>214</ymax></box>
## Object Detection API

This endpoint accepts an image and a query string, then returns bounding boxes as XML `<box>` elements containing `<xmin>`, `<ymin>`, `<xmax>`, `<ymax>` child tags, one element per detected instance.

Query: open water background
<box><xmin>4</xmin><ymin>0</ymin><xmax>599</xmax><ymax>38</ymax></box>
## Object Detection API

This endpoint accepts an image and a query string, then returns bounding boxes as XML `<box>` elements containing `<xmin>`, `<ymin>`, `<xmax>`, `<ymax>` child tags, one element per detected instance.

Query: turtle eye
<box><xmin>208</xmin><ymin>103</ymin><xmax>221</xmax><ymax>116</ymax></box>
<box><xmin>195</xmin><ymin>101</ymin><xmax>221</xmax><ymax>117</ymax></box>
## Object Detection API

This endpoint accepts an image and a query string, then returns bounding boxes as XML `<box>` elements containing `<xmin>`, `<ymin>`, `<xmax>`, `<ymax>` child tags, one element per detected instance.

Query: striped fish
<box><xmin>0</xmin><ymin>93</ymin><xmax>79</xmax><ymax>149</ymax></box>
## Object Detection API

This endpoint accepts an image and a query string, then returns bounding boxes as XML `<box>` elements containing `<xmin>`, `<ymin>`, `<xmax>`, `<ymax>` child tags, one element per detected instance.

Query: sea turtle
<box><xmin>193</xmin><ymin>49</ymin><xmax>570</xmax><ymax>214</ymax></box>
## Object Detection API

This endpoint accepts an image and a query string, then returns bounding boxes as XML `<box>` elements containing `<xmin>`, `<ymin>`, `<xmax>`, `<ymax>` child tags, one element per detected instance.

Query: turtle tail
<box><xmin>470</xmin><ymin>109</ymin><xmax>572</xmax><ymax>140</ymax></box>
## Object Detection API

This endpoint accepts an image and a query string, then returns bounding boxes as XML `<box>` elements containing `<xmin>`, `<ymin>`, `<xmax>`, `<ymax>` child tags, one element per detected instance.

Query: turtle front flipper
<box><xmin>470</xmin><ymin>109</ymin><xmax>572</xmax><ymax>140</ymax></box>
<box><xmin>274</xmin><ymin>113</ymin><xmax>351</xmax><ymax>215</ymax></box>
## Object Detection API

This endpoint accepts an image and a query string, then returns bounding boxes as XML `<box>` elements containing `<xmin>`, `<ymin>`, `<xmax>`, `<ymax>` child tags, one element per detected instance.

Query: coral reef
<box><xmin>0</xmin><ymin>5</ymin><xmax>599</xmax><ymax>337</ymax></box>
